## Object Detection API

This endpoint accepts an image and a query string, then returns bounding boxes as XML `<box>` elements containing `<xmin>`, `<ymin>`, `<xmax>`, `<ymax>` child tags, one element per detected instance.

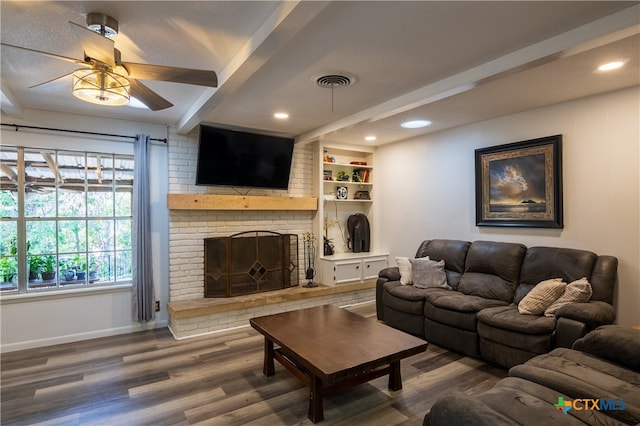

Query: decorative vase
<box><xmin>324</xmin><ymin>241</ymin><xmax>334</xmax><ymax>256</ymax></box>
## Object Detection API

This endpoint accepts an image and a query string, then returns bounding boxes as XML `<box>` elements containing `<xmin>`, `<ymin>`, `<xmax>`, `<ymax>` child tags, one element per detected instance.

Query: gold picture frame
<box><xmin>475</xmin><ymin>135</ymin><xmax>563</xmax><ymax>228</ymax></box>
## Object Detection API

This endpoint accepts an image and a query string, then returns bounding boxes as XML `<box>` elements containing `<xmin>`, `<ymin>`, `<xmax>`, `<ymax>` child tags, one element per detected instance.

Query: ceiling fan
<box><xmin>1</xmin><ymin>12</ymin><xmax>218</xmax><ymax>111</ymax></box>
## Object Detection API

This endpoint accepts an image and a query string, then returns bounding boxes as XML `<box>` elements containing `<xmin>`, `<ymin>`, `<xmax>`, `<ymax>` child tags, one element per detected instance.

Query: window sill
<box><xmin>0</xmin><ymin>284</ymin><xmax>133</xmax><ymax>305</ymax></box>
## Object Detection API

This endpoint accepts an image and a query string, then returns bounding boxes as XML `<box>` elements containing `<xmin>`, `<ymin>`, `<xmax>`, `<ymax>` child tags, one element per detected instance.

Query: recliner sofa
<box><xmin>424</xmin><ymin>325</ymin><xmax>640</xmax><ymax>425</ymax></box>
<box><xmin>376</xmin><ymin>239</ymin><xmax>618</xmax><ymax>368</ymax></box>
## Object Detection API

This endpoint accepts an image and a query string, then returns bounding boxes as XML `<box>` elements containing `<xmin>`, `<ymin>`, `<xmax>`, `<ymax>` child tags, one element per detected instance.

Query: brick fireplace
<box><xmin>166</xmin><ymin>131</ymin><xmax>376</xmax><ymax>339</ymax></box>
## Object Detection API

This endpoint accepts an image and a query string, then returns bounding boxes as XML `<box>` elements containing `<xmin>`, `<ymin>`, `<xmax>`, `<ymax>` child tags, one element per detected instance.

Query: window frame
<box><xmin>0</xmin><ymin>145</ymin><xmax>134</xmax><ymax>295</ymax></box>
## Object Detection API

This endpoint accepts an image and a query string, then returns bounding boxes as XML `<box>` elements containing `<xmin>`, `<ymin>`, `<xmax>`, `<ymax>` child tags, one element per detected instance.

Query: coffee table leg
<box><xmin>263</xmin><ymin>337</ymin><xmax>275</xmax><ymax>377</ymax></box>
<box><xmin>388</xmin><ymin>360</ymin><xmax>402</xmax><ymax>391</ymax></box>
<box><xmin>308</xmin><ymin>375</ymin><xmax>324</xmax><ymax>423</ymax></box>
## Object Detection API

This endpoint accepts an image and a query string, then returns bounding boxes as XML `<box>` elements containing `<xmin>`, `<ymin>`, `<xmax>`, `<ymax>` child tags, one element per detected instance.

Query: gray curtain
<box><xmin>132</xmin><ymin>134</ymin><xmax>155</xmax><ymax>323</ymax></box>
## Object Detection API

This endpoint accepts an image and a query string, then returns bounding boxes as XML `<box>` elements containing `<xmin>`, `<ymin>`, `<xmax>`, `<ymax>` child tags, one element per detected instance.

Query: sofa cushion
<box><xmin>382</xmin><ymin>283</ymin><xmax>427</xmax><ymax>315</ymax></box>
<box><xmin>518</xmin><ymin>246</ymin><xmax>597</xmax><ymax>286</ymax></box>
<box><xmin>458</xmin><ymin>241</ymin><xmax>527</xmax><ymax>302</ymax></box>
<box><xmin>544</xmin><ymin>277</ymin><xmax>592</xmax><ymax>317</ymax></box>
<box><xmin>478</xmin><ymin>306</ymin><xmax>557</xmax><ymax>334</ymax></box>
<box><xmin>518</xmin><ymin>278</ymin><xmax>566</xmax><ymax>315</ymax></box>
<box><xmin>426</xmin><ymin>290</ymin><xmax>508</xmax><ymax>313</ymax></box>
<box><xmin>410</xmin><ymin>257</ymin><xmax>450</xmax><ymax>289</ymax></box>
<box><xmin>415</xmin><ymin>239</ymin><xmax>470</xmax><ymax>274</ymax></box>
<box><xmin>478</xmin><ymin>322</ymin><xmax>555</xmax><ymax>354</ymax></box>
<box><xmin>572</xmin><ymin>325</ymin><xmax>640</xmax><ymax>371</ymax></box>
<box><xmin>457</xmin><ymin>272</ymin><xmax>517</xmax><ymax>303</ymax></box>
<box><xmin>395</xmin><ymin>256</ymin><xmax>413</xmax><ymax>285</ymax></box>
<box><xmin>424</xmin><ymin>292</ymin><xmax>507</xmax><ymax>331</ymax></box>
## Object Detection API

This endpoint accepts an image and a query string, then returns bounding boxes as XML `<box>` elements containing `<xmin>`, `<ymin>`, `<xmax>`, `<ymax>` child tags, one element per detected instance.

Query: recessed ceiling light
<box><xmin>597</xmin><ymin>61</ymin><xmax>626</xmax><ymax>72</ymax></box>
<box><xmin>364</xmin><ymin>135</ymin><xmax>377</xmax><ymax>141</ymax></box>
<box><xmin>401</xmin><ymin>119</ymin><xmax>432</xmax><ymax>129</ymax></box>
<box><xmin>274</xmin><ymin>112</ymin><xmax>289</xmax><ymax>119</ymax></box>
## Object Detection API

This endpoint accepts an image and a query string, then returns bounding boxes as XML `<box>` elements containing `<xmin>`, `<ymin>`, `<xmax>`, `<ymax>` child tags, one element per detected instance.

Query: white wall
<box><xmin>376</xmin><ymin>87</ymin><xmax>640</xmax><ymax>328</ymax></box>
<box><xmin>0</xmin><ymin>109</ymin><xmax>170</xmax><ymax>352</ymax></box>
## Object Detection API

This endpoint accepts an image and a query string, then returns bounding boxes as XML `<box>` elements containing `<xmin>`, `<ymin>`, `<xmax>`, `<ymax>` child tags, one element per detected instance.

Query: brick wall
<box><xmin>167</xmin><ymin>128</ymin><xmax>315</xmax><ymax>302</ymax></box>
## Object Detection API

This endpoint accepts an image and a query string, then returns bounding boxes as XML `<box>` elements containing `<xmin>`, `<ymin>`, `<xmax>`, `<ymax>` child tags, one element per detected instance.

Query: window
<box><xmin>0</xmin><ymin>146</ymin><xmax>134</xmax><ymax>293</ymax></box>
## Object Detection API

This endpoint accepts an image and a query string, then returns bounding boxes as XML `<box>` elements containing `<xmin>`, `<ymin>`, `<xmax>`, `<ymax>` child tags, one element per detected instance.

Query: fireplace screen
<box><xmin>204</xmin><ymin>231</ymin><xmax>299</xmax><ymax>297</ymax></box>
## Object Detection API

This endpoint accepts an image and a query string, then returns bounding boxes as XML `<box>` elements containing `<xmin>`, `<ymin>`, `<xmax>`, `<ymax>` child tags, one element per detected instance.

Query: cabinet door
<box><xmin>363</xmin><ymin>257</ymin><xmax>388</xmax><ymax>280</ymax></box>
<box><xmin>333</xmin><ymin>260</ymin><xmax>362</xmax><ymax>284</ymax></box>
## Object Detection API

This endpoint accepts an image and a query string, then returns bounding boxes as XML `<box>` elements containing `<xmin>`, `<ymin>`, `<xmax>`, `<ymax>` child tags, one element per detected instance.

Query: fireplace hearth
<box><xmin>204</xmin><ymin>231</ymin><xmax>299</xmax><ymax>297</ymax></box>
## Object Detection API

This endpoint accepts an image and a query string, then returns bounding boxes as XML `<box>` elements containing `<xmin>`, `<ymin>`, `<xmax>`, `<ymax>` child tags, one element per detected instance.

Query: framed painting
<box><xmin>475</xmin><ymin>135</ymin><xmax>563</xmax><ymax>228</ymax></box>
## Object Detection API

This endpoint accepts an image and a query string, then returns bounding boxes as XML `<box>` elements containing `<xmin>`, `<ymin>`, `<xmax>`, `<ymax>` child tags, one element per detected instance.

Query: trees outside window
<box><xmin>0</xmin><ymin>146</ymin><xmax>133</xmax><ymax>292</ymax></box>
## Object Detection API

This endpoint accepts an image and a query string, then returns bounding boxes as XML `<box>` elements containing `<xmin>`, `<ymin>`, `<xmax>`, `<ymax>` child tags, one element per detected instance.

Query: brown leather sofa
<box><xmin>424</xmin><ymin>325</ymin><xmax>640</xmax><ymax>425</ymax></box>
<box><xmin>376</xmin><ymin>239</ymin><xmax>618</xmax><ymax>368</ymax></box>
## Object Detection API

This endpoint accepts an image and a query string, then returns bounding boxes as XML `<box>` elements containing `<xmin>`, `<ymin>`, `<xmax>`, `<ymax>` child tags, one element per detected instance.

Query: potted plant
<box><xmin>76</xmin><ymin>262</ymin><xmax>87</xmax><ymax>281</ymax></box>
<box><xmin>0</xmin><ymin>257</ymin><xmax>17</xmax><ymax>283</ymax></box>
<box><xmin>74</xmin><ymin>256</ymin><xmax>87</xmax><ymax>281</ymax></box>
<box><xmin>61</xmin><ymin>258</ymin><xmax>76</xmax><ymax>281</ymax></box>
<box><xmin>41</xmin><ymin>255</ymin><xmax>57</xmax><ymax>281</ymax></box>
<box><xmin>336</xmin><ymin>170</ymin><xmax>350</xmax><ymax>182</ymax></box>
<box><xmin>88</xmin><ymin>260</ymin><xmax>100</xmax><ymax>282</ymax></box>
<box><xmin>323</xmin><ymin>236</ymin><xmax>334</xmax><ymax>256</ymax></box>
<box><xmin>29</xmin><ymin>255</ymin><xmax>44</xmax><ymax>280</ymax></box>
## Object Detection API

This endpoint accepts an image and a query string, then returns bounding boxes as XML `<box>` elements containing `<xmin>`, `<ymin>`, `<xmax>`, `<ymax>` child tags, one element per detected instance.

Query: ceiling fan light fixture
<box><xmin>86</xmin><ymin>12</ymin><xmax>119</xmax><ymax>38</ymax></box>
<box><xmin>72</xmin><ymin>68</ymin><xmax>130</xmax><ymax>106</ymax></box>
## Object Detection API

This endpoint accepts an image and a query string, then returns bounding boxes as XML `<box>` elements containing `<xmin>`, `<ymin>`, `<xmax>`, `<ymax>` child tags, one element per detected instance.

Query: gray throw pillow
<box><xmin>409</xmin><ymin>257</ymin><xmax>451</xmax><ymax>289</ymax></box>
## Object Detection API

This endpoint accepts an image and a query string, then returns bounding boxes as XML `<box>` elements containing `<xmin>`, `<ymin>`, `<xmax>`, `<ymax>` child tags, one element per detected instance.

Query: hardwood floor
<box><xmin>1</xmin><ymin>302</ymin><xmax>507</xmax><ymax>425</ymax></box>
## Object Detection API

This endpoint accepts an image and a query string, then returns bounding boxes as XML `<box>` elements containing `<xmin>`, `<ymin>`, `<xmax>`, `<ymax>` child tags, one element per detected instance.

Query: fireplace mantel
<box><xmin>167</xmin><ymin>193</ymin><xmax>317</xmax><ymax>211</ymax></box>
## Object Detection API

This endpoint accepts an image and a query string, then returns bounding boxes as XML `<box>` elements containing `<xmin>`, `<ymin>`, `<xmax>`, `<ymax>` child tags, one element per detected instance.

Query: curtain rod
<box><xmin>1</xmin><ymin>122</ymin><xmax>168</xmax><ymax>143</ymax></box>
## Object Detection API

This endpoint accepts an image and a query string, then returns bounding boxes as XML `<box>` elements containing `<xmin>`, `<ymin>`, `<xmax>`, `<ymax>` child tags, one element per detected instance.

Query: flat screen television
<box><xmin>195</xmin><ymin>124</ymin><xmax>295</xmax><ymax>189</ymax></box>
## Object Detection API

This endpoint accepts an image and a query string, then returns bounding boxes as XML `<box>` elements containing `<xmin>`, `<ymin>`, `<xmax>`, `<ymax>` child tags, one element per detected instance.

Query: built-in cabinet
<box><xmin>320</xmin><ymin>253</ymin><xmax>388</xmax><ymax>286</ymax></box>
<box><xmin>314</xmin><ymin>142</ymin><xmax>387</xmax><ymax>285</ymax></box>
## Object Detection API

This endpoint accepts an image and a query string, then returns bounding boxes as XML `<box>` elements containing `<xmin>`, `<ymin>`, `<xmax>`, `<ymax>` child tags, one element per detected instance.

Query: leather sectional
<box><xmin>376</xmin><ymin>239</ymin><xmax>618</xmax><ymax>368</ymax></box>
<box><xmin>424</xmin><ymin>325</ymin><xmax>640</xmax><ymax>425</ymax></box>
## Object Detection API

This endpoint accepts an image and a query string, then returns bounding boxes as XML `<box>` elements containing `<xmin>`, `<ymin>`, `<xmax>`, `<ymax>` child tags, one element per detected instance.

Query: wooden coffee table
<box><xmin>249</xmin><ymin>304</ymin><xmax>428</xmax><ymax>423</ymax></box>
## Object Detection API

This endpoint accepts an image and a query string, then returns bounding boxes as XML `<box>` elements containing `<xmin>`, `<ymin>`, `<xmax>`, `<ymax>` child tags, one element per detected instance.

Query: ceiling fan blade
<box><xmin>28</xmin><ymin>71</ymin><xmax>75</xmax><ymax>89</ymax></box>
<box><xmin>1</xmin><ymin>42</ymin><xmax>85</xmax><ymax>64</ymax></box>
<box><xmin>130</xmin><ymin>79</ymin><xmax>173</xmax><ymax>111</ymax></box>
<box><xmin>68</xmin><ymin>21</ymin><xmax>115</xmax><ymax>67</ymax></box>
<box><xmin>123</xmin><ymin>62</ymin><xmax>218</xmax><ymax>87</ymax></box>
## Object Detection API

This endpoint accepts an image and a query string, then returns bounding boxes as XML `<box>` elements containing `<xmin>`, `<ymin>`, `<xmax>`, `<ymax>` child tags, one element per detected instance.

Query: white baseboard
<box><xmin>1</xmin><ymin>319</ymin><xmax>169</xmax><ymax>353</ymax></box>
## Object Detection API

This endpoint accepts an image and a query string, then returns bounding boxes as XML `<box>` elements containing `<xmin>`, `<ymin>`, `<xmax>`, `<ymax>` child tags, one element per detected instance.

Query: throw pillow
<box><xmin>409</xmin><ymin>257</ymin><xmax>451</xmax><ymax>289</ymax></box>
<box><xmin>517</xmin><ymin>278</ymin><xmax>566</xmax><ymax>315</ymax></box>
<box><xmin>544</xmin><ymin>277</ymin><xmax>592</xmax><ymax>316</ymax></box>
<box><xmin>396</xmin><ymin>256</ymin><xmax>414</xmax><ymax>285</ymax></box>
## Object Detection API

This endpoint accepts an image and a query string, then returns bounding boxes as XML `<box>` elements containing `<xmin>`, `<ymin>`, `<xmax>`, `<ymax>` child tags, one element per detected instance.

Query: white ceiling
<box><xmin>1</xmin><ymin>1</ymin><xmax>638</xmax><ymax>146</ymax></box>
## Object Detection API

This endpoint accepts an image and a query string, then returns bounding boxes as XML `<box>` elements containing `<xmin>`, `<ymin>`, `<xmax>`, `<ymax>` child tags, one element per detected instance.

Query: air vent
<box><xmin>313</xmin><ymin>72</ymin><xmax>356</xmax><ymax>88</ymax></box>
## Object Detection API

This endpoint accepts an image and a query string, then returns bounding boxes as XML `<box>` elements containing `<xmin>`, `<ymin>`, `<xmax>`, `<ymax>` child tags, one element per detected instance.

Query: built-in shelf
<box><xmin>167</xmin><ymin>193</ymin><xmax>317</xmax><ymax>211</ymax></box>
<box><xmin>324</xmin><ymin>199</ymin><xmax>373</xmax><ymax>203</ymax></box>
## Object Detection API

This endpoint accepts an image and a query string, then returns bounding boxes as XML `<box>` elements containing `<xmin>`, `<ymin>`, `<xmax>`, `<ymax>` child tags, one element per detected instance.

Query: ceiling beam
<box><xmin>176</xmin><ymin>1</ymin><xmax>331</xmax><ymax>135</ymax></box>
<box><xmin>296</xmin><ymin>3</ymin><xmax>640</xmax><ymax>144</ymax></box>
